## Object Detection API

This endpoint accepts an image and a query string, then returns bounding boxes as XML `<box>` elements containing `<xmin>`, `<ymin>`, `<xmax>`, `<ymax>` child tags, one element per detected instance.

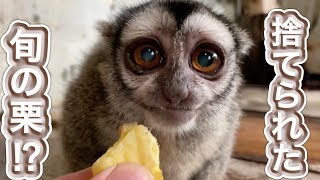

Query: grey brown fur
<box><xmin>61</xmin><ymin>0</ymin><xmax>252</xmax><ymax>179</ymax></box>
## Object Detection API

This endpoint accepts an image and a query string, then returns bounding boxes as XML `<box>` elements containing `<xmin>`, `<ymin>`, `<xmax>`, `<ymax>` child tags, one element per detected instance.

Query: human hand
<box><xmin>56</xmin><ymin>163</ymin><xmax>153</xmax><ymax>180</ymax></box>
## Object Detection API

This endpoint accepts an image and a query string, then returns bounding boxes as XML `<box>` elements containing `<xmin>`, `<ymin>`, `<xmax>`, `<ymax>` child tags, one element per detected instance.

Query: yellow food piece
<box><xmin>92</xmin><ymin>123</ymin><xmax>163</xmax><ymax>180</ymax></box>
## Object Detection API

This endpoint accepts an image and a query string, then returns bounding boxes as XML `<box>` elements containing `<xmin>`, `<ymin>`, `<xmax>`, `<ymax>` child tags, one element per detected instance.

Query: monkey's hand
<box><xmin>92</xmin><ymin>123</ymin><xmax>163</xmax><ymax>180</ymax></box>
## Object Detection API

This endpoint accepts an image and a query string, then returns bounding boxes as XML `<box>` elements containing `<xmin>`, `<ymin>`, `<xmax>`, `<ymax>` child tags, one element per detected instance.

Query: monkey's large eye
<box><xmin>131</xmin><ymin>44</ymin><xmax>162</xmax><ymax>70</ymax></box>
<box><xmin>191</xmin><ymin>43</ymin><xmax>223</xmax><ymax>74</ymax></box>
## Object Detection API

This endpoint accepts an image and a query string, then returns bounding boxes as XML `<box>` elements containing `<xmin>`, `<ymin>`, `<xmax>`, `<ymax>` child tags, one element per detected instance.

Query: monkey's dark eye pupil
<box><xmin>141</xmin><ymin>48</ymin><xmax>156</xmax><ymax>62</ymax></box>
<box><xmin>198</xmin><ymin>51</ymin><xmax>217</xmax><ymax>67</ymax></box>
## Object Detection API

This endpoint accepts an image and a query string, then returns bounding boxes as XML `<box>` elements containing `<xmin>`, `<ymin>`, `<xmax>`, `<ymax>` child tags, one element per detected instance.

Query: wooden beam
<box><xmin>233</xmin><ymin>112</ymin><xmax>320</xmax><ymax>172</ymax></box>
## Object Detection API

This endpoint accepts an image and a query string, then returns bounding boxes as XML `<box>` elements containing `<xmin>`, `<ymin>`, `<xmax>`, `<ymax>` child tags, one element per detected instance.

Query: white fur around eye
<box><xmin>122</xmin><ymin>8</ymin><xmax>176</xmax><ymax>43</ymax></box>
<box><xmin>182</xmin><ymin>12</ymin><xmax>235</xmax><ymax>54</ymax></box>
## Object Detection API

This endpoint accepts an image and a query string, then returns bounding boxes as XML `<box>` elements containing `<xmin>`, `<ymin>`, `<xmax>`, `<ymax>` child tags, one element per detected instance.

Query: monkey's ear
<box><xmin>96</xmin><ymin>21</ymin><xmax>116</xmax><ymax>37</ymax></box>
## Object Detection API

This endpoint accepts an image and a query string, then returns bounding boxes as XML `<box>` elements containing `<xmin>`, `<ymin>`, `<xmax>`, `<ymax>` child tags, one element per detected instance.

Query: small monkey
<box><xmin>61</xmin><ymin>0</ymin><xmax>252</xmax><ymax>179</ymax></box>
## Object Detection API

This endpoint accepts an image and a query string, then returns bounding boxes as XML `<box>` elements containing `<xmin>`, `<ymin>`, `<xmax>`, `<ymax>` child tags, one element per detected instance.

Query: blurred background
<box><xmin>0</xmin><ymin>0</ymin><xmax>319</xmax><ymax>179</ymax></box>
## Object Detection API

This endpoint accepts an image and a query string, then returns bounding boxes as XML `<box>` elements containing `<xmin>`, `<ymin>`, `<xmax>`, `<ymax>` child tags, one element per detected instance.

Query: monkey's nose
<box><xmin>161</xmin><ymin>85</ymin><xmax>189</xmax><ymax>105</ymax></box>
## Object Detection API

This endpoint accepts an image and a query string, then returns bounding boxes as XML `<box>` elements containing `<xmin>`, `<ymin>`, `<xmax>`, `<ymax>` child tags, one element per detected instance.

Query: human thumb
<box><xmin>91</xmin><ymin>163</ymin><xmax>153</xmax><ymax>180</ymax></box>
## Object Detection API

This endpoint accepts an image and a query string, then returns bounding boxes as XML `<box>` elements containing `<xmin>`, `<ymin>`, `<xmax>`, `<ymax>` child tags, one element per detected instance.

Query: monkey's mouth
<box><xmin>141</xmin><ymin>104</ymin><xmax>199</xmax><ymax>125</ymax></box>
<box><xmin>142</xmin><ymin>105</ymin><xmax>195</xmax><ymax>112</ymax></box>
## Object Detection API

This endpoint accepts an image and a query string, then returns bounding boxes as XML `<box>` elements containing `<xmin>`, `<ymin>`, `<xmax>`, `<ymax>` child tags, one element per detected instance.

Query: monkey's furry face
<box><xmin>100</xmin><ymin>0</ymin><xmax>251</xmax><ymax>132</ymax></box>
